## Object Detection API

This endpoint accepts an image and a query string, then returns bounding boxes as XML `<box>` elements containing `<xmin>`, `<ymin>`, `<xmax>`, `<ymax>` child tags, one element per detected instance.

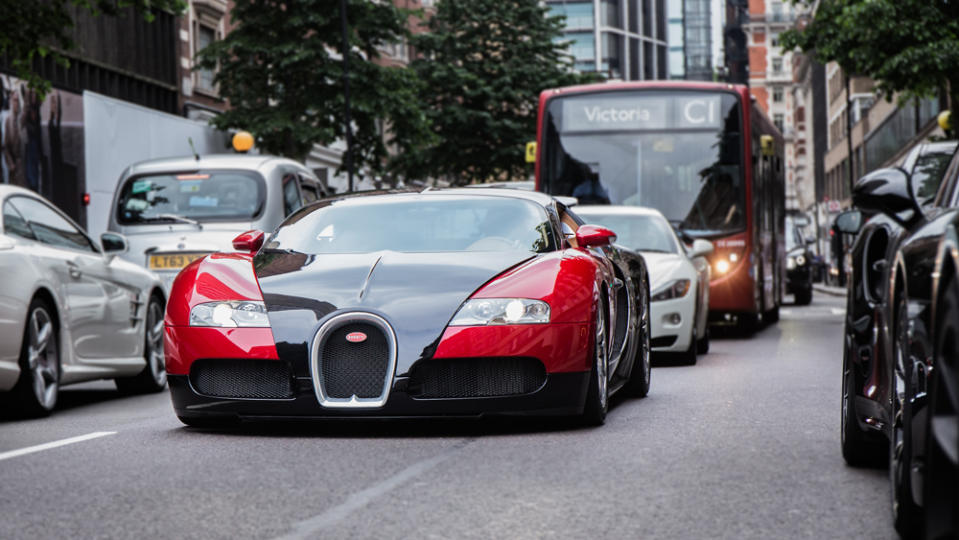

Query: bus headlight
<box><xmin>715</xmin><ymin>259</ymin><xmax>730</xmax><ymax>274</ymax></box>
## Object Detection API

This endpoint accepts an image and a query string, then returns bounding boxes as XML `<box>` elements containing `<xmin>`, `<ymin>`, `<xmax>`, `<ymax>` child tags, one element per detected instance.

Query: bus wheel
<box><xmin>764</xmin><ymin>306</ymin><xmax>780</xmax><ymax>323</ymax></box>
<box><xmin>738</xmin><ymin>313</ymin><xmax>761</xmax><ymax>334</ymax></box>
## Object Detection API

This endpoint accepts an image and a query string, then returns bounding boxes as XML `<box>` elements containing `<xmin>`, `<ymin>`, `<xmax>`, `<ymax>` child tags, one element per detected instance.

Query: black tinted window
<box><xmin>9</xmin><ymin>196</ymin><xmax>96</xmax><ymax>252</ymax></box>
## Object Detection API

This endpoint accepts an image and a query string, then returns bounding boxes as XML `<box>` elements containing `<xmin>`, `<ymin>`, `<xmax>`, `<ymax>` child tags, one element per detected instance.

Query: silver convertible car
<box><xmin>0</xmin><ymin>185</ymin><xmax>166</xmax><ymax>416</ymax></box>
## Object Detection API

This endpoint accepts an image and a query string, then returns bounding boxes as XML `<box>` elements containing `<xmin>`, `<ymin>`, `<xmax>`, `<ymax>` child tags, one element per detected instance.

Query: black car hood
<box><xmin>253</xmin><ymin>250</ymin><xmax>534</xmax><ymax>376</ymax></box>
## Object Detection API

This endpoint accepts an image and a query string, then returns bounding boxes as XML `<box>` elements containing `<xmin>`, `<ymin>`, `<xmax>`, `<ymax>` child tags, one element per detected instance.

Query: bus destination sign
<box><xmin>561</xmin><ymin>94</ymin><xmax>722</xmax><ymax>132</ymax></box>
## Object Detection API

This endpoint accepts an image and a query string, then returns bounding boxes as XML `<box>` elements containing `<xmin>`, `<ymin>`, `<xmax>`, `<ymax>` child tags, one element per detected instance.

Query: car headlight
<box><xmin>449</xmin><ymin>298</ymin><xmax>550</xmax><ymax>326</ymax></box>
<box><xmin>651</xmin><ymin>279</ymin><xmax>691</xmax><ymax>302</ymax></box>
<box><xmin>190</xmin><ymin>301</ymin><xmax>270</xmax><ymax>327</ymax></box>
<box><xmin>796</xmin><ymin>254</ymin><xmax>806</xmax><ymax>266</ymax></box>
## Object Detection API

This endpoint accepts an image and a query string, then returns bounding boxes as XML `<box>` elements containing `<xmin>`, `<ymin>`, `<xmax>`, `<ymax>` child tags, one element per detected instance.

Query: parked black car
<box><xmin>785</xmin><ymin>213</ymin><xmax>815</xmax><ymax>305</ymax></box>
<box><xmin>838</xmin><ymin>140</ymin><xmax>959</xmax><ymax>539</ymax></box>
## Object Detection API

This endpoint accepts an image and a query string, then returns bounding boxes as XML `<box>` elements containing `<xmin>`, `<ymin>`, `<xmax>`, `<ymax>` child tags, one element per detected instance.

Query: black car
<box><xmin>838</xmin><ymin>141</ymin><xmax>959</xmax><ymax>538</ymax></box>
<box><xmin>785</xmin><ymin>212</ymin><xmax>815</xmax><ymax>305</ymax></box>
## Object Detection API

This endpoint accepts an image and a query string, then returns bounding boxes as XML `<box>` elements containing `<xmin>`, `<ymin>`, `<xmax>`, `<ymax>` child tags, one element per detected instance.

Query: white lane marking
<box><xmin>831</xmin><ymin>308</ymin><xmax>845</xmax><ymax>315</ymax></box>
<box><xmin>0</xmin><ymin>431</ymin><xmax>117</xmax><ymax>462</ymax></box>
<box><xmin>274</xmin><ymin>439</ymin><xmax>472</xmax><ymax>540</ymax></box>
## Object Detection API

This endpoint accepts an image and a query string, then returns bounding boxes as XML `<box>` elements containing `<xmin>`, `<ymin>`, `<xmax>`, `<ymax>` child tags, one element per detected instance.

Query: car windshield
<box><xmin>540</xmin><ymin>91</ymin><xmax>745</xmax><ymax>236</ymax></box>
<box><xmin>574</xmin><ymin>211</ymin><xmax>678</xmax><ymax>254</ymax></box>
<box><xmin>115</xmin><ymin>170</ymin><xmax>265</xmax><ymax>225</ymax></box>
<box><xmin>266</xmin><ymin>195</ymin><xmax>554</xmax><ymax>254</ymax></box>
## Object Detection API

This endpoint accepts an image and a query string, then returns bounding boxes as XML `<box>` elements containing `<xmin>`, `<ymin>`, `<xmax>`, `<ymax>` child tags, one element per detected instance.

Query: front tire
<box><xmin>697</xmin><ymin>326</ymin><xmax>710</xmax><ymax>355</ymax></box>
<box><xmin>582</xmin><ymin>308</ymin><xmax>609</xmax><ymax>426</ymax></box>
<box><xmin>890</xmin><ymin>293</ymin><xmax>922</xmax><ymax>538</ymax></box>
<box><xmin>116</xmin><ymin>294</ymin><xmax>167</xmax><ymax>394</ymax></box>
<box><xmin>12</xmin><ymin>298</ymin><xmax>60</xmax><ymax>417</ymax></box>
<box><xmin>841</xmin><ymin>339</ymin><xmax>886</xmax><ymax>467</ymax></box>
<box><xmin>624</xmin><ymin>288</ymin><xmax>651</xmax><ymax>398</ymax></box>
<box><xmin>924</xmin><ymin>276</ymin><xmax>959</xmax><ymax>539</ymax></box>
<box><xmin>795</xmin><ymin>287</ymin><xmax>813</xmax><ymax>306</ymax></box>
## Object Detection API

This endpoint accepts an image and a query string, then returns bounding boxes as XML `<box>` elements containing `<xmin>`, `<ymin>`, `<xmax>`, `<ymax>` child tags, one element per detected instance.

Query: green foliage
<box><xmin>0</xmin><ymin>0</ymin><xmax>186</xmax><ymax>96</ymax></box>
<box><xmin>781</xmin><ymin>0</ymin><xmax>959</xmax><ymax>121</ymax></box>
<box><xmin>403</xmin><ymin>0</ymin><xmax>599</xmax><ymax>184</ymax></box>
<box><xmin>198</xmin><ymin>0</ymin><xmax>433</xmax><ymax>175</ymax></box>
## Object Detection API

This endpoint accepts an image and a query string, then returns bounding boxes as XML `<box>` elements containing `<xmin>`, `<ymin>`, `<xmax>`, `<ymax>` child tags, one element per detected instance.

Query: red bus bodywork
<box><xmin>535</xmin><ymin>81</ymin><xmax>785</xmax><ymax>320</ymax></box>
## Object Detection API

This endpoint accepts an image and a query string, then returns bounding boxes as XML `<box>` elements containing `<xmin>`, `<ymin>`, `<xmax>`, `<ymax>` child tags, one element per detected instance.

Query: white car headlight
<box><xmin>190</xmin><ymin>301</ymin><xmax>270</xmax><ymax>327</ymax></box>
<box><xmin>449</xmin><ymin>298</ymin><xmax>550</xmax><ymax>326</ymax></box>
<box><xmin>651</xmin><ymin>279</ymin><xmax>691</xmax><ymax>302</ymax></box>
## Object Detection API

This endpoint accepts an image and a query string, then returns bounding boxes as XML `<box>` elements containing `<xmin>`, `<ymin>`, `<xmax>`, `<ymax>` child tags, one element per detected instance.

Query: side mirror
<box><xmin>100</xmin><ymin>232</ymin><xmax>128</xmax><ymax>255</ymax></box>
<box><xmin>852</xmin><ymin>167</ymin><xmax>918</xmax><ymax>218</ymax></box>
<box><xmin>576</xmin><ymin>224</ymin><xmax>617</xmax><ymax>248</ymax></box>
<box><xmin>232</xmin><ymin>230</ymin><xmax>265</xmax><ymax>254</ymax></box>
<box><xmin>689</xmin><ymin>239</ymin><xmax>714</xmax><ymax>259</ymax></box>
<box><xmin>835</xmin><ymin>210</ymin><xmax>863</xmax><ymax>235</ymax></box>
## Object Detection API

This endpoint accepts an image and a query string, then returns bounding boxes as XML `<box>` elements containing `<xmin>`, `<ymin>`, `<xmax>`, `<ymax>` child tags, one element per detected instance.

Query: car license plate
<box><xmin>148</xmin><ymin>252</ymin><xmax>208</xmax><ymax>270</ymax></box>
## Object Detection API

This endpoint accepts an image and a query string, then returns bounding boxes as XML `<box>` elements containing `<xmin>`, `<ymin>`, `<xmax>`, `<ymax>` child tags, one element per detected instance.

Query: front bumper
<box><xmin>169</xmin><ymin>371</ymin><xmax>590</xmax><ymax>421</ymax></box>
<box><xmin>650</xmin><ymin>294</ymin><xmax>696</xmax><ymax>352</ymax></box>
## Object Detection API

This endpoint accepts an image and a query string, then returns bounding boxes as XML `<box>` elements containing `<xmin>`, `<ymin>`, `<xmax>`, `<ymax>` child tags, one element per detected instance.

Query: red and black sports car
<box><xmin>164</xmin><ymin>189</ymin><xmax>651</xmax><ymax>426</ymax></box>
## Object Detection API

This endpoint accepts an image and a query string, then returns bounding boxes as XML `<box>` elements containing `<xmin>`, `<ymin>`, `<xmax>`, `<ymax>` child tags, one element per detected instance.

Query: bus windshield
<box><xmin>540</xmin><ymin>90</ymin><xmax>744</xmax><ymax>236</ymax></box>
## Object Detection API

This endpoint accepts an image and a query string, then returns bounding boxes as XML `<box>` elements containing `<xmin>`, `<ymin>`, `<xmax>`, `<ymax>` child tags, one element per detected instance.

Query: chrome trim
<box><xmin>309</xmin><ymin>312</ymin><xmax>397</xmax><ymax>409</ymax></box>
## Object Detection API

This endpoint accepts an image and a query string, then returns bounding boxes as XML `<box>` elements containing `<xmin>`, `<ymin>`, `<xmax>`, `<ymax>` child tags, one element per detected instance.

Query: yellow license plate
<box><xmin>148</xmin><ymin>252</ymin><xmax>208</xmax><ymax>270</ymax></box>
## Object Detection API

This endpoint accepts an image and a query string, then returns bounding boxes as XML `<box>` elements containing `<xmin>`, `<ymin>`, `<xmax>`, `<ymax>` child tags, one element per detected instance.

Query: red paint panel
<box><xmin>165</xmin><ymin>252</ymin><xmax>264</xmax><ymax>326</ymax></box>
<box><xmin>471</xmin><ymin>251</ymin><xmax>600</xmax><ymax>324</ymax></box>
<box><xmin>164</xmin><ymin>326</ymin><xmax>279</xmax><ymax>375</ymax></box>
<box><xmin>433</xmin><ymin>323</ymin><xmax>591</xmax><ymax>373</ymax></box>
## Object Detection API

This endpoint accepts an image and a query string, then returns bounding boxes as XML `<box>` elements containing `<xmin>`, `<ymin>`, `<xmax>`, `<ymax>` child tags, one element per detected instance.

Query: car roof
<box><xmin>0</xmin><ymin>184</ymin><xmax>40</xmax><ymax>199</ymax></box>
<box><xmin>573</xmin><ymin>205</ymin><xmax>667</xmax><ymax>219</ymax></box>
<box><xmin>121</xmin><ymin>154</ymin><xmax>305</xmax><ymax>178</ymax></box>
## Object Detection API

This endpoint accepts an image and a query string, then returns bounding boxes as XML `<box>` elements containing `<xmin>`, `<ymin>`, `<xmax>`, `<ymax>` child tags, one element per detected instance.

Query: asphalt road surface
<box><xmin>0</xmin><ymin>291</ymin><xmax>896</xmax><ymax>539</ymax></box>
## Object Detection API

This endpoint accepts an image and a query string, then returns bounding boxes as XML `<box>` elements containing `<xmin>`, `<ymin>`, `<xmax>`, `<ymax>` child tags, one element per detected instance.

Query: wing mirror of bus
<box><xmin>835</xmin><ymin>210</ymin><xmax>863</xmax><ymax>235</ymax></box>
<box><xmin>689</xmin><ymin>239</ymin><xmax>714</xmax><ymax>259</ymax></box>
<box><xmin>233</xmin><ymin>230</ymin><xmax>265</xmax><ymax>254</ymax></box>
<box><xmin>851</xmin><ymin>167</ymin><xmax>920</xmax><ymax>225</ymax></box>
<box><xmin>576</xmin><ymin>225</ymin><xmax>617</xmax><ymax>248</ymax></box>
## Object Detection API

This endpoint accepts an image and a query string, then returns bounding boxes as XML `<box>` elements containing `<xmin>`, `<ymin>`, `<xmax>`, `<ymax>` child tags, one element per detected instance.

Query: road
<box><xmin>0</xmin><ymin>292</ymin><xmax>896</xmax><ymax>539</ymax></box>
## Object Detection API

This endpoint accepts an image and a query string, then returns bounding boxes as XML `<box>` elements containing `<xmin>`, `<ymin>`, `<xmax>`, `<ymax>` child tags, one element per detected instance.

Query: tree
<box><xmin>781</xmin><ymin>0</ymin><xmax>959</xmax><ymax>132</ymax></box>
<box><xmin>403</xmin><ymin>0</ymin><xmax>598</xmax><ymax>184</ymax></box>
<box><xmin>1</xmin><ymin>0</ymin><xmax>186</xmax><ymax>96</ymax></box>
<box><xmin>197</xmin><ymin>0</ymin><xmax>433</xmax><ymax>175</ymax></box>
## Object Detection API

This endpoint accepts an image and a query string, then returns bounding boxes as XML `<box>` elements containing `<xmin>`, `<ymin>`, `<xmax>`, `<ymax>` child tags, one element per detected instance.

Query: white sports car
<box><xmin>574</xmin><ymin>206</ymin><xmax>712</xmax><ymax>364</ymax></box>
<box><xmin>0</xmin><ymin>185</ymin><xmax>166</xmax><ymax>417</ymax></box>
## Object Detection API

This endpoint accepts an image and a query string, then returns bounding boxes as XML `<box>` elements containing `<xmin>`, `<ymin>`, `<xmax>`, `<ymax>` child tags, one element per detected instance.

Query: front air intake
<box><xmin>407</xmin><ymin>357</ymin><xmax>546</xmax><ymax>399</ymax></box>
<box><xmin>310</xmin><ymin>312</ymin><xmax>397</xmax><ymax>408</ymax></box>
<box><xmin>190</xmin><ymin>359</ymin><xmax>293</xmax><ymax>399</ymax></box>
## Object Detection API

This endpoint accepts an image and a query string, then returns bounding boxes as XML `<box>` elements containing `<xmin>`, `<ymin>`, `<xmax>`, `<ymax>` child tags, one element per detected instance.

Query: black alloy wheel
<box><xmin>625</xmin><ymin>285</ymin><xmax>651</xmax><ymax>398</ymax></box>
<box><xmin>582</xmin><ymin>305</ymin><xmax>609</xmax><ymax>426</ymax></box>
<box><xmin>12</xmin><ymin>298</ymin><xmax>60</xmax><ymax>417</ymax></box>
<box><xmin>890</xmin><ymin>293</ymin><xmax>922</xmax><ymax>538</ymax></box>
<box><xmin>841</xmin><ymin>333</ymin><xmax>886</xmax><ymax>467</ymax></box>
<box><xmin>117</xmin><ymin>294</ymin><xmax>168</xmax><ymax>394</ymax></box>
<box><xmin>924</xmin><ymin>276</ymin><xmax>959</xmax><ymax>539</ymax></box>
<box><xmin>697</xmin><ymin>325</ymin><xmax>710</xmax><ymax>355</ymax></box>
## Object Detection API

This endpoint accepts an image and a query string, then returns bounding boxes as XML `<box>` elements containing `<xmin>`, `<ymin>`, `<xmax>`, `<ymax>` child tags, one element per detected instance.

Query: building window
<box><xmin>770</xmin><ymin>32</ymin><xmax>779</xmax><ymax>47</ymax></box>
<box><xmin>774</xmin><ymin>113</ymin><xmax>784</xmax><ymax>133</ymax></box>
<box><xmin>773</xmin><ymin>87</ymin><xmax>783</xmax><ymax>103</ymax></box>
<box><xmin>195</xmin><ymin>24</ymin><xmax>217</xmax><ymax>91</ymax></box>
<box><xmin>771</xmin><ymin>57</ymin><xmax>783</xmax><ymax>75</ymax></box>
<box><xmin>550</xmin><ymin>2</ymin><xmax>594</xmax><ymax>29</ymax></box>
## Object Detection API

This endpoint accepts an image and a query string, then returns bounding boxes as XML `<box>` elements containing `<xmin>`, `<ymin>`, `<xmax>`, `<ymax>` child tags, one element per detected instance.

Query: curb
<box><xmin>813</xmin><ymin>284</ymin><xmax>846</xmax><ymax>297</ymax></box>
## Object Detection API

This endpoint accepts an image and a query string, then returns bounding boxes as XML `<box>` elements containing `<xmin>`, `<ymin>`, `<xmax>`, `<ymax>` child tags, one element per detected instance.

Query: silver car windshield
<box><xmin>115</xmin><ymin>171</ymin><xmax>265</xmax><ymax>225</ymax></box>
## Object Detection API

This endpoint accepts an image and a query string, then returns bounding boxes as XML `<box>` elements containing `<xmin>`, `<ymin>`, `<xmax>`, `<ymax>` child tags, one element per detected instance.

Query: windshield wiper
<box><xmin>152</xmin><ymin>213</ymin><xmax>203</xmax><ymax>231</ymax></box>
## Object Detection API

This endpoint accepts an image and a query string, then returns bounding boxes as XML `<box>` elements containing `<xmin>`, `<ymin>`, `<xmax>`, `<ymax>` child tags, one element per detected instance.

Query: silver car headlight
<box><xmin>190</xmin><ymin>301</ymin><xmax>270</xmax><ymax>328</ymax></box>
<box><xmin>449</xmin><ymin>298</ymin><xmax>550</xmax><ymax>326</ymax></box>
<box><xmin>651</xmin><ymin>279</ymin><xmax>691</xmax><ymax>302</ymax></box>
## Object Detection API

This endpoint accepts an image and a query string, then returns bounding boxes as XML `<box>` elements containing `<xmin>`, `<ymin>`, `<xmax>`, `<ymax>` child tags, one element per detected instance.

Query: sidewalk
<box><xmin>813</xmin><ymin>283</ymin><xmax>847</xmax><ymax>297</ymax></box>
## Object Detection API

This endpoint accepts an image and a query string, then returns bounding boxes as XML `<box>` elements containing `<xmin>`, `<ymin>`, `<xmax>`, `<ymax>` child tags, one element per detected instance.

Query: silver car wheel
<box><xmin>27</xmin><ymin>306</ymin><xmax>58</xmax><ymax>409</ymax></box>
<box><xmin>145</xmin><ymin>299</ymin><xmax>166</xmax><ymax>386</ymax></box>
<box><xmin>596</xmin><ymin>311</ymin><xmax>608</xmax><ymax>410</ymax></box>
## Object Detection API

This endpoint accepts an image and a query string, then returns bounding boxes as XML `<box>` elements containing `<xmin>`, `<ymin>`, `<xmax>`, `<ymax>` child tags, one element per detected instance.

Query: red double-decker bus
<box><xmin>534</xmin><ymin>81</ymin><xmax>785</xmax><ymax>328</ymax></box>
